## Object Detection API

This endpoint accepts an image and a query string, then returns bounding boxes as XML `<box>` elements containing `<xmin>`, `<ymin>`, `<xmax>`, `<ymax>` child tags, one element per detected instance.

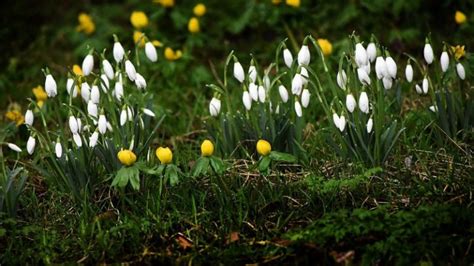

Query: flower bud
<box><xmin>278</xmin><ymin>85</ymin><xmax>289</xmax><ymax>103</ymax></box>
<box><xmin>201</xmin><ymin>140</ymin><xmax>214</xmax><ymax>157</ymax></box>
<box><xmin>113</xmin><ymin>41</ymin><xmax>125</xmax><ymax>63</ymax></box>
<box><xmin>55</xmin><ymin>142</ymin><xmax>62</xmax><ymax>158</ymax></box>
<box><xmin>209</xmin><ymin>97</ymin><xmax>221</xmax><ymax>116</ymax></box>
<box><xmin>120</xmin><ymin>109</ymin><xmax>128</xmax><ymax>126</ymax></box>
<box><xmin>258</xmin><ymin>85</ymin><xmax>266</xmax><ymax>103</ymax></box>
<box><xmin>233</xmin><ymin>62</ymin><xmax>245</xmax><ymax>83</ymax></box>
<box><xmin>87</xmin><ymin>101</ymin><xmax>98</xmax><ymax>118</ymax></box>
<box><xmin>405</xmin><ymin>64</ymin><xmax>413</xmax><ymax>83</ymax></box>
<box><xmin>248</xmin><ymin>65</ymin><xmax>257</xmax><ymax>83</ymax></box>
<box><xmin>73</xmin><ymin>133</ymin><xmax>82</xmax><ymax>147</ymax></box>
<box><xmin>256</xmin><ymin>139</ymin><xmax>271</xmax><ymax>156</ymax></box>
<box><xmin>145</xmin><ymin>42</ymin><xmax>158</xmax><ymax>62</ymax></box>
<box><xmin>143</xmin><ymin>108</ymin><xmax>155</xmax><ymax>117</ymax></box>
<box><xmin>66</xmin><ymin>78</ymin><xmax>76</xmax><ymax>97</ymax></box>
<box><xmin>25</xmin><ymin>110</ymin><xmax>34</xmax><ymax>126</ymax></box>
<box><xmin>45</xmin><ymin>74</ymin><xmax>57</xmax><ymax>98</ymax></box>
<box><xmin>456</xmin><ymin>63</ymin><xmax>465</xmax><ymax>80</ymax></box>
<box><xmin>415</xmin><ymin>84</ymin><xmax>423</xmax><ymax>95</ymax></box>
<box><xmin>301</xmin><ymin>89</ymin><xmax>310</xmax><ymax>108</ymax></box>
<box><xmin>383</xmin><ymin>77</ymin><xmax>393</xmax><ymax>90</ymax></box>
<box><xmin>294</xmin><ymin>100</ymin><xmax>303</xmax><ymax>117</ymax></box>
<box><xmin>357</xmin><ymin>68</ymin><xmax>371</xmax><ymax>86</ymax></box>
<box><xmin>98</xmin><ymin>115</ymin><xmax>107</xmax><ymax>134</ymax></box>
<box><xmin>345</xmin><ymin>94</ymin><xmax>356</xmax><ymax>113</ymax></box>
<box><xmin>7</xmin><ymin>143</ymin><xmax>22</xmax><ymax>153</ymax></box>
<box><xmin>300</xmin><ymin>67</ymin><xmax>309</xmax><ymax>85</ymax></box>
<box><xmin>429</xmin><ymin>105</ymin><xmax>438</xmax><ymax>112</ymax></box>
<box><xmin>385</xmin><ymin>56</ymin><xmax>397</xmax><ymax>79</ymax></box>
<box><xmin>91</xmin><ymin>85</ymin><xmax>100</xmax><ymax>104</ymax></box>
<box><xmin>100</xmin><ymin>74</ymin><xmax>109</xmax><ymax>93</ymax></box>
<box><xmin>81</xmin><ymin>82</ymin><xmax>91</xmax><ymax>102</ymax></box>
<box><xmin>82</xmin><ymin>54</ymin><xmax>94</xmax><ymax>76</ymax></box>
<box><xmin>440</xmin><ymin>52</ymin><xmax>449</xmax><ymax>73</ymax></box>
<box><xmin>367</xmin><ymin>118</ymin><xmax>373</xmax><ymax>133</ymax></box>
<box><xmin>125</xmin><ymin>60</ymin><xmax>137</xmax><ymax>81</ymax></box>
<box><xmin>336</xmin><ymin>70</ymin><xmax>347</xmax><ymax>90</ymax></box>
<box><xmin>114</xmin><ymin>81</ymin><xmax>124</xmax><ymax>101</ymax></box>
<box><xmin>375</xmin><ymin>57</ymin><xmax>387</xmax><ymax>79</ymax></box>
<box><xmin>291</xmin><ymin>73</ymin><xmax>303</xmax><ymax>95</ymax></box>
<box><xmin>27</xmin><ymin>136</ymin><xmax>36</xmax><ymax>155</ymax></box>
<box><xmin>102</xmin><ymin>59</ymin><xmax>114</xmax><ymax>80</ymax></box>
<box><xmin>89</xmin><ymin>131</ymin><xmax>99</xmax><ymax>148</ymax></box>
<box><xmin>297</xmin><ymin>45</ymin><xmax>310</xmax><ymax>66</ymax></box>
<box><xmin>367</xmin><ymin>42</ymin><xmax>376</xmax><ymax>62</ymax></box>
<box><xmin>118</xmin><ymin>149</ymin><xmax>137</xmax><ymax>166</ymax></box>
<box><xmin>135</xmin><ymin>73</ymin><xmax>147</xmax><ymax>89</ymax></box>
<box><xmin>249</xmin><ymin>83</ymin><xmax>258</xmax><ymax>101</ymax></box>
<box><xmin>283</xmin><ymin>48</ymin><xmax>293</xmax><ymax>68</ymax></box>
<box><xmin>156</xmin><ymin>147</ymin><xmax>173</xmax><ymax>164</ymax></box>
<box><xmin>424</xmin><ymin>43</ymin><xmax>434</xmax><ymax>65</ymax></box>
<box><xmin>422</xmin><ymin>78</ymin><xmax>429</xmax><ymax>94</ymax></box>
<box><xmin>69</xmin><ymin>116</ymin><xmax>79</xmax><ymax>134</ymax></box>
<box><xmin>355</xmin><ymin>43</ymin><xmax>368</xmax><ymax>67</ymax></box>
<box><xmin>358</xmin><ymin>92</ymin><xmax>369</xmax><ymax>114</ymax></box>
<box><xmin>242</xmin><ymin>91</ymin><xmax>252</xmax><ymax>110</ymax></box>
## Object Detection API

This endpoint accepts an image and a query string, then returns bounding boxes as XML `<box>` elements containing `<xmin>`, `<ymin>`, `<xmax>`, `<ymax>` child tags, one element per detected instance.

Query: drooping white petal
<box><xmin>279</xmin><ymin>85</ymin><xmax>289</xmax><ymax>103</ymax></box>
<box><xmin>55</xmin><ymin>142</ymin><xmax>62</xmax><ymax>158</ymax></box>
<box><xmin>27</xmin><ymin>136</ymin><xmax>36</xmax><ymax>155</ymax></box>
<box><xmin>355</xmin><ymin>43</ymin><xmax>368</xmax><ymax>67</ymax></box>
<box><xmin>242</xmin><ymin>91</ymin><xmax>252</xmax><ymax>110</ymax></box>
<box><xmin>233</xmin><ymin>62</ymin><xmax>245</xmax><ymax>83</ymax></box>
<box><xmin>291</xmin><ymin>74</ymin><xmax>303</xmax><ymax>95</ymax></box>
<box><xmin>89</xmin><ymin>131</ymin><xmax>99</xmax><ymax>148</ymax></box>
<box><xmin>91</xmin><ymin>85</ymin><xmax>100</xmax><ymax>104</ymax></box>
<box><xmin>367</xmin><ymin>43</ymin><xmax>376</xmax><ymax>62</ymax></box>
<box><xmin>125</xmin><ymin>60</ymin><xmax>137</xmax><ymax>81</ymax></box>
<box><xmin>294</xmin><ymin>100</ymin><xmax>303</xmax><ymax>117</ymax></box>
<box><xmin>456</xmin><ymin>63</ymin><xmax>466</xmax><ymax>80</ymax></box>
<box><xmin>209</xmin><ymin>97</ymin><xmax>221</xmax><ymax>117</ymax></box>
<box><xmin>87</xmin><ymin>101</ymin><xmax>98</xmax><ymax>118</ymax></box>
<box><xmin>81</xmin><ymin>82</ymin><xmax>91</xmax><ymax>102</ymax></box>
<box><xmin>358</xmin><ymin>92</ymin><xmax>370</xmax><ymax>114</ymax></box>
<box><xmin>145</xmin><ymin>42</ymin><xmax>158</xmax><ymax>62</ymax></box>
<box><xmin>72</xmin><ymin>133</ymin><xmax>82</xmax><ymax>147</ymax></box>
<box><xmin>301</xmin><ymin>89</ymin><xmax>310</xmax><ymax>108</ymax></box>
<box><xmin>424</xmin><ymin>43</ymin><xmax>434</xmax><ymax>65</ymax></box>
<box><xmin>25</xmin><ymin>110</ymin><xmax>34</xmax><ymax>126</ymax></box>
<box><xmin>82</xmin><ymin>54</ymin><xmax>94</xmax><ymax>76</ymax></box>
<box><xmin>98</xmin><ymin>115</ymin><xmax>107</xmax><ymax>134</ymax></box>
<box><xmin>385</xmin><ymin>56</ymin><xmax>397</xmax><ymax>79</ymax></box>
<box><xmin>135</xmin><ymin>73</ymin><xmax>147</xmax><ymax>89</ymax></box>
<box><xmin>405</xmin><ymin>64</ymin><xmax>413</xmax><ymax>83</ymax></box>
<box><xmin>113</xmin><ymin>42</ymin><xmax>125</xmax><ymax>63</ymax></box>
<box><xmin>440</xmin><ymin>52</ymin><xmax>449</xmax><ymax>73</ymax></box>
<box><xmin>297</xmin><ymin>45</ymin><xmax>310</xmax><ymax>66</ymax></box>
<box><xmin>249</xmin><ymin>83</ymin><xmax>258</xmax><ymax>101</ymax></box>
<box><xmin>367</xmin><ymin>118</ymin><xmax>373</xmax><ymax>133</ymax></box>
<box><xmin>102</xmin><ymin>59</ymin><xmax>115</xmax><ymax>80</ymax></box>
<box><xmin>357</xmin><ymin>68</ymin><xmax>371</xmax><ymax>86</ymax></box>
<box><xmin>422</xmin><ymin>78</ymin><xmax>429</xmax><ymax>94</ymax></box>
<box><xmin>336</xmin><ymin>70</ymin><xmax>347</xmax><ymax>90</ymax></box>
<box><xmin>69</xmin><ymin>116</ymin><xmax>79</xmax><ymax>134</ymax></box>
<box><xmin>258</xmin><ymin>85</ymin><xmax>266</xmax><ymax>103</ymax></box>
<box><xmin>248</xmin><ymin>66</ymin><xmax>257</xmax><ymax>83</ymax></box>
<box><xmin>7</xmin><ymin>143</ymin><xmax>22</xmax><ymax>153</ymax></box>
<box><xmin>142</xmin><ymin>108</ymin><xmax>155</xmax><ymax>117</ymax></box>
<box><xmin>45</xmin><ymin>74</ymin><xmax>57</xmax><ymax>98</ymax></box>
<box><xmin>283</xmin><ymin>48</ymin><xmax>293</xmax><ymax>68</ymax></box>
<box><xmin>346</xmin><ymin>94</ymin><xmax>356</xmax><ymax>113</ymax></box>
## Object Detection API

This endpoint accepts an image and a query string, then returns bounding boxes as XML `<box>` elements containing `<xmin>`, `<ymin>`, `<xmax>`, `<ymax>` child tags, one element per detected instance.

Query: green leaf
<box><xmin>192</xmin><ymin>157</ymin><xmax>210</xmax><ymax>177</ymax></box>
<box><xmin>112</xmin><ymin>166</ymin><xmax>139</xmax><ymax>189</ymax></box>
<box><xmin>210</xmin><ymin>157</ymin><xmax>226</xmax><ymax>175</ymax></box>
<box><xmin>269</xmin><ymin>151</ymin><xmax>297</xmax><ymax>163</ymax></box>
<box><xmin>129</xmin><ymin>170</ymin><xmax>140</xmax><ymax>191</ymax></box>
<box><xmin>166</xmin><ymin>165</ymin><xmax>179</xmax><ymax>186</ymax></box>
<box><xmin>258</xmin><ymin>156</ymin><xmax>272</xmax><ymax>172</ymax></box>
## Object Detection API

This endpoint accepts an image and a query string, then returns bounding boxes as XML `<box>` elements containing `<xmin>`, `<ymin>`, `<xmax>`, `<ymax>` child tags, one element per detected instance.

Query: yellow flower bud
<box><xmin>317</xmin><ymin>38</ymin><xmax>333</xmax><ymax>56</ymax></box>
<box><xmin>156</xmin><ymin>147</ymin><xmax>173</xmax><ymax>164</ymax></box>
<box><xmin>193</xmin><ymin>3</ymin><xmax>206</xmax><ymax>17</ymax></box>
<box><xmin>285</xmin><ymin>0</ymin><xmax>300</xmax><ymax>8</ymax></box>
<box><xmin>130</xmin><ymin>11</ymin><xmax>149</xmax><ymax>29</ymax></box>
<box><xmin>164</xmin><ymin>47</ymin><xmax>182</xmax><ymax>61</ymax></box>
<box><xmin>256</xmin><ymin>139</ymin><xmax>272</xmax><ymax>156</ymax></box>
<box><xmin>77</xmin><ymin>13</ymin><xmax>95</xmax><ymax>35</ymax></box>
<box><xmin>117</xmin><ymin>149</ymin><xmax>137</xmax><ymax>166</ymax></box>
<box><xmin>201</xmin><ymin>140</ymin><xmax>214</xmax><ymax>157</ymax></box>
<box><xmin>32</xmin><ymin>85</ymin><xmax>48</xmax><ymax>102</ymax></box>
<box><xmin>455</xmin><ymin>11</ymin><xmax>467</xmax><ymax>25</ymax></box>
<box><xmin>73</xmin><ymin>64</ymin><xmax>83</xmax><ymax>76</ymax></box>
<box><xmin>133</xmin><ymin>31</ymin><xmax>146</xmax><ymax>48</ymax></box>
<box><xmin>188</xmin><ymin>17</ymin><xmax>200</xmax><ymax>33</ymax></box>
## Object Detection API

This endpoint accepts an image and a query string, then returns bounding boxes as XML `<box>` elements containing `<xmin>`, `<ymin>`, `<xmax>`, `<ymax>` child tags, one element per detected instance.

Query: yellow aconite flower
<box><xmin>164</xmin><ymin>47</ymin><xmax>182</xmax><ymax>61</ymax></box>
<box><xmin>32</xmin><ymin>85</ymin><xmax>47</xmax><ymax>108</ymax></box>
<box><xmin>152</xmin><ymin>40</ymin><xmax>163</xmax><ymax>47</ymax></box>
<box><xmin>201</xmin><ymin>140</ymin><xmax>214</xmax><ymax>157</ymax></box>
<box><xmin>76</xmin><ymin>13</ymin><xmax>95</xmax><ymax>35</ymax></box>
<box><xmin>256</xmin><ymin>140</ymin><xmax>272</xmax><ymax>156</ymax></box>
<box><xmin>272</xmin><ymin>0</ymin><xmax>282</xmax><ymax>5</ymax></box>
<box><xmin>193</xmin><ymin>4</ymin><xmax>206</xmax><ymax>17</ymax></box>
<box><xmin>451</xmin><ymin>45</ymin><xmax>466</xmax><ymax>60</ymax></box>
<box><xmin>133</xmin><ymin>31</ymin><xmax>146</xmax><ymax>48</ymax></box>
<box><xmin>455</xmin><ymin>11</ymin><xmax>467</xmax><ymax>24</ymax></box>
<box><xmin>5</xmin><ymin>111</ymin><xmax>24</xmax><ymax>126</ymax></box>
<box><xmin>154</xmin><ymin>0</ymin><xmax>175</xmax><ymax>8</ymax></box>
<box><xmin>130</xmin><ymin>11</ymin><xmax>149</xmax><ymax>29</ymax></box>
<box><xmin>156</xmin><ymin>147</ymin><xmax>173</xmax><ymax>164</ymax></box>
<box><xmin>73</xmin><ymin>64</ymin><xmax>83</xmax><ymax>76</ymax></box>
<box><xmin>317</xmin><ymin>38</ymin><xmax>333</xmax><ymax>56</ymax></box>
<box><xmin>117</xmin><ymin>149</ymin><xmax>137</xmax><ymax>166</ymax></box>
<box><xmin>188</xmin><ymin>17</ymin><xmax>200</xmax><ymax>33</ymax></box>
<box><xmin>286</xmin><ymin>0</ymin><xmax>300</xmax><ymax>8</ymax></box>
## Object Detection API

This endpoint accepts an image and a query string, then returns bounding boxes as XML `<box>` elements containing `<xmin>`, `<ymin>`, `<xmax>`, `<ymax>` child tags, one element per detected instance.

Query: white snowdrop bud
<box><xmin>87</xmin><ymin>101</ymin><xmax>98</xmax><ymax>118</ymax></box>
<box><xmin>415</xmin><ymin>84</ymin><xmax>423</xmax><ymax>95</ymax></box>
<box><xmin>405</xmin><ymin>64</ymin><xmax>413</xmax><ymax>83</ymax></box>
<box><xmin>66</xmin><ymin>78</ymin><xmax>75</xmax><ymax>97</ymax></box>
<box><xmin>209</xmin><ymin>97</ymin><xmax>221</xmax><ymax>117</ymax></box>
<box><xmin>233</xmin><ymin>62</ymin><xmax>245</xmax><ymax>83</ymax></box>
<box><xmin>106</xmin><ymin>122</ymin><xmax>113</xmax><ymax>132</ymax></box>
<box><xmin>383</xmin><ymin>77</ymin><xmax>393</xmax><ymax>90</ymax></box>
<box><xmin>120</xmin><ymin>109</ymin><xmax>128</xmax><ymax>126</ymax></box>
<box><xmin>358</xmin><ymin>92</ymin><xmax>370</xmax><ymax>114</ymax></box>
<box><xmin>367</xmin><ymin>118</ymin><xmax>373</xmax><ymax>133</ymax></box>
<box><xmin>456</xmin><ymin>63</ymin><xmax>465</xmax><ymax>80</ymax></box>
<box><xmin>113</xmin><ymin>42</ymin><xmax>125</xmax><ymax>63</ymax></box>
<box><xmin>279</xmin><ymin>85</ymin><xmax>289</xmax><ymax>103</ymax></box>
<box><xmin>98</xmin><ymin>115</ymin><xmax>107</xmax><ymax>134</ymax></box>
<box><xmin>346</xmin><ymin>94</ymin><xmax>356</xmax><ymax>113</ymax></box>
<box><xmin>429</xmin><ymin>105</ymin><xmax>438</xmax><ymax>112</ymax></box>
<box><xmin>45</xmin><ymin>74</ymin><xmax>57</xmax><ymax>98</ymax></box>
<box><xmin>355</xmin><ymin>43</ymin><xmax>368</xmax><ymax>67</ymax></box>
<box><xmin>89</xmin><ymin>131</ymin><xmax>99</xmax><ymax>148</ymax></box>
<box><xmin>294</xmin><ymin>100</ymin><xmax>303</xmax><ymax>117</ymax></box>
<box><xmin>357</xmin><ymin>68</ymin><xmax>371</xmax><ymax>86</ymax></box>
<box><xmin>100</xmin><ymin>74</ymin><xmax>109</xmax><ymax>93</ymax></box>
<box><xmin>424</xmin><ymin>43</ymin><xmax>434</xmax><ymax>65</ymax></box>
<box><xmin>25</xmin><ymin>110</ymin><xmax>34</xmax><ymax>126</ymax></box>
<box><xmin>242</xmin><ymin>91</ymin><xmax>252</xmax><ymax>110</ymax></box>
<box><xmin>125</xmin><ymin>60</ymin><xmax>137</xmax><ymax>81</ymax></box>
<box><xmin>76</xmin><ymin>118</ymin><xmax>82</xmax><ymax>133</ymax></box>
<box><xmin>300</xmin><ymin>67</ymin><xmax>309</xmax><ymax>85</ymax></box>
<box><xmin>115</xmin><ymin>81</ymin><xmax>124</xmax><ymax>101</ymax></box>
<box><xmin>81</xmin><ymin>82</ymin><xmax>91</xmax><ymax>102</ymax></box>
<box><xmin>367</xmin><ymin>43</ymin><xmax>376</xmax><ymax>63</ymax></box>
<box><xmin>332</xmin><ymin>113</ymin><xmax>340</xmax><ymax>129</ymax></box>
<box><xmin>72</xmin><ymin>133</ymin><xmax>82</xmax><ymax>147</ymax></box>
<box><xmin>264</xmin><ymin>75</ymin><xmax>271</xmax><ymax>90</ymax></box>
<box><xmin>297</xmin><ymin>45</ymin><xmax>310</xmax><ymax>66</ymax></box>
<box><xmin>7</xmin><ymin>143</ymin><xmax>22</xmax><ymax>153</ymax></box>
<box><xmin>249</xmin><ymin>83</ymin><xmax>258</xmax><ymax>101</ymax></box>
<box><xmin>422</xmin><ymin>78</ymin><xmax>429</xmax><ymax>94</ymax></box>
<box><xmin>291</xmin><ymin>73</ymin><xmax>303</xmax><ymax>95</ymax></box>
<box><xmin>248</xmin><ymin>65</ymin><xmax>257</xmax><ymax>83</ymax></box>
<box><xmin>69</xmin><ymin>116</ymin><xmax>78</xmax><ymax>134</ymax></box>
<box><xmin>283</xmin><ymin>48</ymin><xmax>293</xmax><ymax>68</ymax></box>
<box><xmin>362</xmin><ymin>63</ymin><xmax>371</xmax><ymax>75</ymax></box>
<box><xmin>145</xmin><ymin>42</ymin><xmax>158</xmax><ymax>62</ymax></box>
<box><xmin>440</xmin><ymin>52</ymin><xmax>449</xmax><ymax>73</ymax></box>
<box><xmin>143</xmin><ymin>108</ymin><xmax>155</xmax><ymax>117</ymax></box>
<box><xmin>301</xmin><ymin>89</ymin><xmax>310</xmax><ymax>108</ymax></box>
<box><xmin>26</xmin><ymin>136</ymin><xmax>36</xmax><ymax>155</ymax></box>
<box><xmin>91</xmin><ymin>85</ymin><xmax>100</xmax><ymax>104</ymax></box>
<box><xmin>82</xmin><ymin>54</ymin><xmax>94</xmax><ymax>76</ymax></box>
<box><xmin>102</xmin><ymin>59</ymin><xmax>114</xmax><ymax>80</ymax></box>
<box><xmin>385</xmin><ymin>56</ymin><xmax>397</xmax><ymax>79</ymax></box>
<box><xmin>135</xmin><ymin>73</ymin><xmax>147</xmax><ymax>89</ymax></box>
<box><xmin>55</xmin><ymin>142</ymin><xmax>62</xmax><ymax>158</ymax></box>
<box><xmin>375</xmin><ymin>57</ymin><xmax>387</xmax><ymax>79</ymax></box>
<box><xmin>338</xmin><ymin>115</ymin><xmax>346</xmax><ymax>132</ymax></box>
<box><xmin>127</xmin><ymin>107</ymin><xmax>133</xmax><ymax>122</ymax></box>
<box><xmin>258</xmin><ymin>85</ymin><xmax>266</xmax><ymax>103</ymax></box>
<box><xmin>336</xmin><ymin>70</ymin><xmax>347</xmax><ymax>90</ymax></box>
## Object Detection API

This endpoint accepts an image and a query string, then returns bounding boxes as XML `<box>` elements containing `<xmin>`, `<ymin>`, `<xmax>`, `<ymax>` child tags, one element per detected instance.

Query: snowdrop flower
<box><xmin>27</xmin><ymin>136</ymin><xmax>36</xmax><ymax>155</ymax></box>
<box><xmin>135</xmin><ymin>73</ymin><xmax>147</xmax><ymax>89</ymax></box>
<box><xmin>125</xmin><ymin>60</ymin><xmax>137</xmax><ymax>81</ymax></box>
<box><xmin>297</xmin><ymin>45</ymin><xmax>310</xmax><ymax>66</ymax></box>
<box><xmin>301</xmin><ymin>89</ymin><xmax>310</xmax><ymax>108</ymax></box>
<box><xmin>367</xmin><ymin>42</ymin><xmax>376</xmax><ymax>62</ymax></box>
<box><xmin>291</xmin><ymin>73</ymin><xmax>303</xmax><ymax>95</ymax></box>
<box><xmin>76</xmin><ymin>118</ymin><xmax>83</xmax><ymax>133</ymax></box>
<box><xmin>258</xmin><ymin>85</ymin><xmax>266</xmax><ymax>103</ymax></box>
<box><xmin>422</xmin><ymin>78</ymin><xmax>429</xmax><ymax>94</ymax></box>
<box><xmin>87</xmin><ymin>101</ymin><xmax>98</xmax><ymax>118</ymax></box>
<box><xmin>25</xmin><ymin>110</ymin><xmax>34</xmax><ymax>126</ymax></box>
<box><xmin>82</xmin><ymin>54</ymin><xmax>94</xmax><ymax>76</ymax></box>
<box><xmin>143</xmin><ymin>108</ymin><xmax>155</xmax><ymax>117</ymax></box>
<box><xmin>120</xmin><ymin>109</ymin><xmax>128</xmax><ymax>126</ymax></box>
<box><xmin>456</xmin><ymin>63</ymin><xmax>465</xmax><ymax>80</ymax></box>
<box><xmin>405</xmin><ymin>63</ymin><xmax>413</xmax><ymax>83</ymax></box>
<box><xmin>81</xmin><ymin>82</ymin><xmax>91</xmax><ymax>102</ymax></box>
<box><xmin>72</xmin><ymin>133</ymin><xmax>82</xmax><ymax>147</ymax></box>
<box><xmin>424</xmin><ymin>43</ymin><xmax>434</xmax><ymax>64</ymax></box>
<box><xmin>367</xmin><ymin>118</ymin><xmax>373</xmax><ymax>133</ymax></box>
<box><xmin>66</xmin><ymin>78</ymin><xmax>77</xmax><ymax>97</ymax></box>
<box><xmin>242</xmin><ymin>91</ymin><xmax>252</xmax><ymax>110</ymax></box>
<box><xmin>69</xmin><ymin>116</ymin><xmax>79</xmax><ymax>134</ymax></box>
<box><xmin>375</xmin><ymin>57</ymin><xmax>387</xmax><ymax>79</ymax></box>
<box><xmin>45</xmin><ymin>74</ymin><xmax>57</xmax><ymax>98</ymax></box>
<box><xmin>127</xmin><ymin>107</ymin><xmax>133</xmax><ymax>122</ymax></box>
<box><xmin>440</xmin><ymin>51</ymin><xmax>449</xmax><ymax>73</ymax></box>
<box><xmin>336</xmin><ymin>70</ymin><xmax>347</xmax><ymax>90</ymax></box>
<box><xmin>264</xmin><ymin>75</ymin><xmax>271</xmax><ymax>90</ymax></box>
<box><xmin>357</xmin><ymin>68</ymin><xmax>371</xmax><ymax>86</ymax></box>
<box><xmin>283</xmin><ymin>48</ymin><xmax>293</xmax><ymax>68</ymax></box>
<box><xmin>385</xmin><ymin>56</ymin><xmax>397</xmax><ymax>79</ymax></box>
<box><xmin>358</xmin><ymin>92</ymin><xmax>370</xmax><ymax>114</ymax></box>
<box><xmin>300</xmin><ymin>67</ymin><xmax>309</xmax><ymax>85</ymax></box>
<box><xmin>98</xmin><ymin>115</ymin><xmax>107</xmax><ymax>134</ymax></box>
<box><xmin>145</xmin><ymin>42</ymin><xmax>158</xmax><ymax>62</ymax></box>
<box><xmin>383</xmin><ymin>77</ymin><xmax>393</xmax><ymax>90</ymax></box>
<box><xmin>346</xmin><ymin>94</ymin><xmax>356</xmax><ymax>113</ymax></box>
<box><xmin>279</xmin><ymin>85</ymin><xmax>289</xmax><ymax>103</ymax></box>
<box><xmin>233</xmin><ymin>61</ymin><xmax>245</xmax><ymax>83</ymax></box>
<box><xmin>107</xmin><ymin>122</ymin><xmax>113</xmax><ymax>132</ymax></box>
<box><xmin>113</xmin><ymin>41</ymin><xmax>125</xmax><ymax>62</ymax></box>
<box><xmin>102</xmin><ymin>59</ymin><xmax>114</xmax><ymax>80</ymax></box>
<box><xmin>7</xmin><ymin>143</ymin><xmax>22</xmax><ymax>153</ymax></box>
<box><xmin>248</xmin><ymin>65</ymin><xmax>257</xmax><ymax>83</ymax></box>
<box><xmin>294</xmin><ymin>100</ymin><xmax>303</xmax><ymax>117</ymax></box>
<box><xmin>362</xmin><ymin>63</ymin><xmax>371</xmax><ymax>75</ymax></box>
<box><xmin>100</xmin><ymin>74</ymin><xmax>109</xmax><ymax>93</ymax></box>
<box><xmin>209</xmin><ymin>97</ymin><xmax>221</xmax><ymax>116</ymax></box>
<box><xmin>415</xmin><ymin>84</ymin><xmax>423</xmax><ymax>95</ymax></box>
<box><xmin>249</xmin><ymin>83</ymin><xmax>258</xmax><ymax>101</ymax></box>
<box><xmin>355</xmin><ymin>43</ymin><xmax>368</xmax><ymax>67</ymax></box>
<box><xmin>55</xmin><ymin>142</ymin><xmax>62</xmax><ymax>158</ymax></box>
<box><xmin>115</xmin><ymin>81</ymin><xmax>124</xmax><ymax>101</ymax></box>
<box><xmin>89</xmin><ymin>131</ymin><xmax>99</xmax><ymax>148</ymax></box>
<box><xmin>332</xmin><ymin>113</ymin><xmax>346</xmax><ymax>132</ymax></box>
<box><xmin>429</xmin><ymin>105</ymin><xmax>438</xmax><ymax>112</ymax></box>
<box><xmin>91</xmin><ymin>85</ymin><xmax>100</xmax><ymax>104</ymax></box>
